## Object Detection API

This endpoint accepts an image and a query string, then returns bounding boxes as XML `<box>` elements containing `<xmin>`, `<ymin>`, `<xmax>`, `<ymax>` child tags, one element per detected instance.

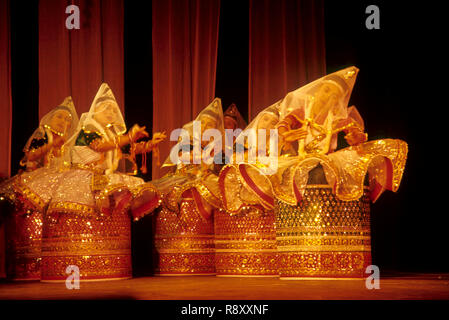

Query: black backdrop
<box><xmin>8</xmin><ymin>1</ymin><xmax>448</xmax><ymax>275</ymax></box>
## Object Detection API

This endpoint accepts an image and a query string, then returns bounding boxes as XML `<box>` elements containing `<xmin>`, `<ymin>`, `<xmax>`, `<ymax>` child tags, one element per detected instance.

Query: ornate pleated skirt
<box><xmin>214</xmin><ymin>208</ymin><xmax>278</xmax><ymax>277</ymax></box>
<box><xmin>153</xmin><ymin>199</ymin><xmax>215</xmax><ymax>275</ymax></box>
<box><xmin>276</xmin><ymin>186</ymin><xmax>371</xmax><ymax>279</ymax></box>
<box><xmin>5</xmin><ymin>208</ymin><xmax>42</xmax><ymax>280</ymax></box>
<box><xmin>40</xmin><ymin>209</ymin><xmax>132</xmax><ymax>281</ymax></box>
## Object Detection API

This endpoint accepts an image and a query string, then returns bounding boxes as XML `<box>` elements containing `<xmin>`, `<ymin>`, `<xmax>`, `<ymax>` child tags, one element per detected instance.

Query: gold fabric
<box><xmin>214</xmin><ymin>208</ymin><xmax>278</xmax><ymax>276</ymax></box>
<box><xmin>276</xmin><ymin>187</ymin><xmax>371</xmax><ymax>278</ymax></box>
<box><xmin>272</xmin><ymin>138</ymin><xmax>408</xmax><ymax>204</ymax></box>
<box><xmin>153</xmin><ymin>201</ymin><xmax>215</xmax><ymax>275</ymax></box>
<box><xmin>219</xmin><ymin>104</ymin><xmax>281</xmax><ymax>213</ymax></box>
<box><xmin>4</xmin><ymin>208</ymin><xmax>42</xmax><ymax>280</ymax></box>
<box><xmin>41</xmin><ymin>206</ymin><xmax>132</xmax><ymax>281</ymax></box>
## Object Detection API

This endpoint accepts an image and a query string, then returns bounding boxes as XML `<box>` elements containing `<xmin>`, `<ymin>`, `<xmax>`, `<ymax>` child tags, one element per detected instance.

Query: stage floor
<box><xmin>0</xmin><ymin>273</ymin><xmax>448</xmax><ymax>300</ymax></box>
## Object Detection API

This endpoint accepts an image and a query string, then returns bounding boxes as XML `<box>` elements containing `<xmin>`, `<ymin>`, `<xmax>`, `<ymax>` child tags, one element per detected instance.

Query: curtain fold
<box><xmin>248</xmin><ymin>0</ymin><xmax>326</xmax><ymax>120</ymax></box>
<box><xmin>39</xmin><ymin>0</ymin><xmax>124</xmax><ymax>117</ymax></box>
<box><xmin>0</xmin><ymin>0</ymin><xmax>12</xmax><ymax>278</ymax></box>
<box><xmin>38</xmin><ymin>0</ymin><xmax>71</xmax><ymax>118</ymax></box>
<box><xmin>152</xmin><ymin>0</ymin><xmax>220</xmax><ymax>179</ymax></box>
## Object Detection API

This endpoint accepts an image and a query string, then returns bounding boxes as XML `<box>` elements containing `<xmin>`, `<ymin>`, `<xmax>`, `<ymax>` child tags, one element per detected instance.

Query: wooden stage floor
<box><xmin>1</xmin><ymin>273</ymin><xmax>448</xmax><ymax>300</ymax></box>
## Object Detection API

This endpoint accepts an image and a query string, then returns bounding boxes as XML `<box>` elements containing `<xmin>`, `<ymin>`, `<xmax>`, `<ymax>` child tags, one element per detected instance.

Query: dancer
<box><xmin>48</xmin><ymin>83</ymin><xmax>165</xmax><ymax>220</ymax></box>
<box><xmin>40</xmin><ymin>83</ymin><xmax>165</xmax><ymax>281</ymax></box>
<box><xmin>219</xmin><ymin>105</ymin><xmax>280</xmax><ymax>213</ymax></box>
<box><xmin>152</xmin><ymin>98</ymin><xmax>226</xmax><ymax>275</ymax></box>
<box><xmin>8</xmin><ymin>97</ymin><xmax>79</xmax><ymax>212</ymax></box>
<box><xmin>0</xmin><ymin>96</ymin><xmax>78</xmax><ymax>280</ymax></box>
<box><xmin>222</xmin><ymin>66</ymin><xmax>407</xmax><ymax>207</ymax></box>
<box><xmin>273</xmin><ymin>66</ymin><xmax>407</xmax><ymax>204</ymax></box>
<box><xmin>216</xmin><ymin>105</ymin><xmax>279</xmax><ymax>276</ymax></box>
<box><xmin>219</xmin><ymin>66</ymin><xmax>408</xmax><ymax>279</ymax></box>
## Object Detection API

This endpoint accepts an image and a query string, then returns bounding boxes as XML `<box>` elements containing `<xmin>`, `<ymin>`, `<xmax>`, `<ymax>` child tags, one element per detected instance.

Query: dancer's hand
<box><xmin>129</xmin><ymin>124</ymin><xmax>149</xmax><ymax>142</ymax></box>
<box><xmin>345</xmin><ymin>128</ymin><xmax>367</xmax><ymax>146</ymax></box>
<box><xmin>281</xmin><ymin>141</ymin><xmax>297</xmax><ymax>155</ymax></box>
<box><xmin>151</xmin><ymin>131</ymin><xmax>166</xmax><ymax>145</ymax></box>
<box><xmin>282</xmin><ymin>128</ymin><xmax>307</xmax><ymax>142</ymax></box>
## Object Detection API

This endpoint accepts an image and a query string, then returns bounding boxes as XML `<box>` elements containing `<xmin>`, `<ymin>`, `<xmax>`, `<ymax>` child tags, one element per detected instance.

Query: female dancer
<box><xmin>0</xmin><ymin>96</ymin><xmax>78</xmax><ymax>280</ymax></box>
<box><xmin>39</xmin><ymin>83</ymin><xmax>165</xmax><ymax>281</ymax></box>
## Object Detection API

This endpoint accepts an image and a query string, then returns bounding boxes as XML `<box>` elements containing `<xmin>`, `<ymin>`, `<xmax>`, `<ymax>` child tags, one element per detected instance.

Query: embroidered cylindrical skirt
<box><xmin>5</xmin><ymin>208</ymin><xmax>42</xmax><ymax>280</ymax></box>
<box><xmin>40</xmin><ymin>208</ymin><xmax>132</xmax><ymax>281</ymax></box>
<box><xmin>153</xmin><ymin>199</ymin><xmax>215</xmax><ymax>275</ymax></box>
<box><xmin>276</xmin><ymin>186</ymin><xmax>371</xmax><ymax>279</ymax></box>
<box><xmin>214</xmin><ymin>208</ymin><xmax>278</xmax><ymax>277</ymax></box>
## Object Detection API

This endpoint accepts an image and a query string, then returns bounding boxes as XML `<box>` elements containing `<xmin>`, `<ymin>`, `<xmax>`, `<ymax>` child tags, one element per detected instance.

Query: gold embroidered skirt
<box><xmin>40</xmin><ymin>208</ymin><xmax>132</xmax><ymax>281</ymax></box>
<box><xmin>214</xmin><ymin>208</ymin><xmax>278</xmax><ymax>277</ymax></box>
<box><xmin>5</xmin><ymin>208</ymin><xmax>42</xmax><ymax>280</ymax></box>
<box><xmin>276</xmin><ymin>186</ymin><xmax>371</xmax><ymax>279</ymax></box>
<box><xmin>153</xmin><ymin>199</ymin><xmax>215</xmax><ymax>275</ymax></box>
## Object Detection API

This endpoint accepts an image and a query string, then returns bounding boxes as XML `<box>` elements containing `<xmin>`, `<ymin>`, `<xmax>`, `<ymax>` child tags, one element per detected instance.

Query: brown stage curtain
<box><xmin>248</xmin><ymin>0</ymin><xmax>326</xmax><ymax>120</ymax></box>
<box><xmin>39</xmin><ymin>0</ymin><xmax>124</xmax><ymax>117</ymax></box>
<box><xmin>0</xmin><ymin>0</ymin><xmax>12</xmax><ymax>278</ymax></box>
<box><xmin>152</xmin><ymin>0</ymin><xmax>220</xmax><ymax>178</ymax></box>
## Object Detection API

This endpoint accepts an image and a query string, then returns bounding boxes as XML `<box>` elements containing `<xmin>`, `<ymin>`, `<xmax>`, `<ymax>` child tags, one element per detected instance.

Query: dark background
<box><xmin>8</xmin><ymin>1</ymin><xmax>447</xmax><ymax>274</ymax></box>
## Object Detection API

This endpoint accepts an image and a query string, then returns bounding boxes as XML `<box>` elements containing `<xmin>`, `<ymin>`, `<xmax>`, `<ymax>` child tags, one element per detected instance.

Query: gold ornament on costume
<box><xmin>276</xmin><ymin>186</ymin><xmax>371</xmax><ymax>279</ymax></box>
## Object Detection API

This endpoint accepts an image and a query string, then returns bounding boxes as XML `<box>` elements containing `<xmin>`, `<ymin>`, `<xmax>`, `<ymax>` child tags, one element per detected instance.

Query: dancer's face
<box><xmin>314</xmin><ymin>82</ymin><xmax>342</xmax><ymax>113</ymax></box>
<box><xmin>49</xmin><ymin>109</ymin><xmax>72</xmax><ymax>135</ymax></box>
<box><xmin>200</xmin><ymin>116</ymin><xmax>216</xmax><ymax>133</ymax></box>
<box><xmin>257</xmin><ymin>113</ymin><xmax>278</xmax><ymax>131</ymax></box>
<box><xmin>94</xmin><ymin>102</ymin><xmax>119</xmax><ymax>127</ymax></box>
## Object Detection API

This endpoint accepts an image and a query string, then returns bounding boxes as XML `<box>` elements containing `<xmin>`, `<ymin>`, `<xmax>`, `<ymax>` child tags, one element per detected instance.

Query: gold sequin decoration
<box><xmin>214</xmin><ymin>208</ymin><xmax>278</xmax><ymax>276</ymax></box>
<box><xmin>275</xmin><ymin>186</ymin><xmax>371</xmax><ymax>278</ymax></box>
<box><xmin>153</xmin><ymin>200</ymin><xmax>215</xmax><ymax>275</ymax></box>
<box><xmin>40</xmin><ymin>207</ymin><xmax>132</xmax><ymax>281</ymax></box>
<box><xmin>12</xmin><ymin>180</ymin><xmax>47</xmax><ymax>212</ymax></box>
<box><xmin>5</xmin><ymin>208</ymin><xmax>43</xmax><ymax>280</ymax></box>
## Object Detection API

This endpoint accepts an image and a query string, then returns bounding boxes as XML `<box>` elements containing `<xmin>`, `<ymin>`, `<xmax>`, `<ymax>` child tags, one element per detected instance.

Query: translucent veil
<box><xmin>162</xmin><ymin>98</ymin><xmax>225</xmax><ymax>168</ymax></box>
<box><xmin>245</xmin><ymin>105</ymin><xmax>280</xmax><ymax>133</ymax></box>
<box><xmin>232</xmin><ymin>103</ymin><xmax>281</xmax><ymax>161</ymax></box>
<box><xmin>23</xmin><ymin>96</ymin><xmax>79</xmax><ymax>154</ymax></box>
<box><xmin>78</xmin><ymin>83</ymin><xmax>126</xmax><ymax>137</ymax></box>
<box><xmin>277</xmin><ymin>66</ymin><xmax>359</xmax><ymax>122</ymax></box>
<box><xmin>64</xmin><ymin>83</ymin><xmax>126</xmax><ymax>174</ymax></box>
